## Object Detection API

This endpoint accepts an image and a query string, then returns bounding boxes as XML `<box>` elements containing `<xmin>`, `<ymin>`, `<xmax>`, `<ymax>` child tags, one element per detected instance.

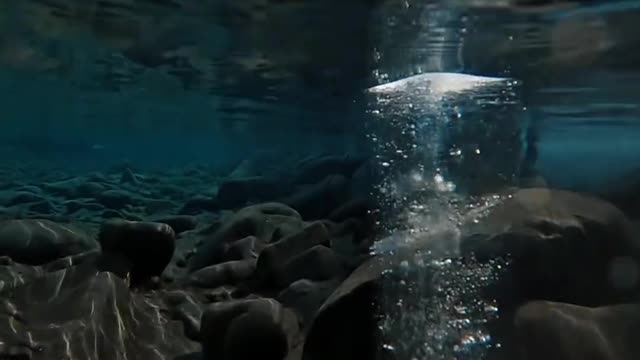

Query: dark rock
<box><xmin>598</xmin><ymin>167</ymin><xmax>640</xmax><ymax>218</ymax></box>
<box><xmin>0</xmin><ymin>219</ymin><xmax>98</xmax><ymax>265</ymax></box>
<box><xmin>160</xmin><ymin>290</ymin><xmax>203</xmax><ymax>341</ymax></box>
<box><xmin>328</xmin><ymin>198</ymin><xmax>372</xmax><ymax>223</ymax></box>
<box><xmin>26</xmin><ymin>213</ymin><xmax>70</xmax><ymax>223</ymax></box>
<box><xmin>183</xmin><ymin>259</ymin><xmax>256</xmax><ymax>288</ymax></box>
<box><xmin>460</xmin><ymin>188</ymin><xmax>640</xmax><ymax>306</ymax></box>
<box><xmin>120</xmin><ymin>167</ymin><xmax>138</xmax><ymax>184</ymax></box>
<box><xmin>44</xmin><ymin>250</ymin><xmax>101</xmax><ymax>272</ymax></box>
<box><xmin>27</xmin><ymin>200</ymin><xmax>58</xmax><ymax>214</ymax></box>
<box><xmin>144</xmin><ymin>198</ymin><xmax>177</xmax><ymax>214</ymax></box>
<box><xmin>155</xmin><ymin>184</ymin><xmax>186</xmax><ymax>198</ymax></box>
<box><xmin>277</xmin><ymin>278</ymin><xmax>341</xmax><ymax>327</ymax></box>
<box><xmin>0</xmin><ymin>264</ymin><xmax>198</xmax><ymax>359</ymax></box>
<box><xmin>271</xmin><ymin>219</ymin><xmax>307</xmax><ymax>243</ymax></box>
<box><xmin>217</xmin><ymin>176</ymin><xmax>288</xmax><ymax>209</ymax></box>
<box><xmin>255</xmin><ymin>222</ymin><xmax>331</xmax><ymax>288</ymax></box>
<box><xmin>293</xmin><ymin>154</ymin><xmax>366</xmax><ymax>185</ymax></box>
<box><xmin>42</xmin><ymin>178</ymin><xmax>84</xmax><ymax>197</ymax></box>
<box><xmin>200</xmin><ymin>298</ymin><xmax>296</xmax><ymax>360</ymax></box>
<box><xmin>225</xmin><ymin>235</ymin><xmax>259</xmax><ymax>261</ymax></box>
<box><xmin>179</xmin><ymin>196</ymin><xmax>219</xmax><ymax>215</ymax></box>
<box><xmin>349</xmin><ymin>158</ymin><xmax>376</xmax><ymax>200</ymax></box>
<box><xmin>203</xmin><ymin>287</ymin><xmax>234</xmax><ymax>303</ymax></box>
<box><xmin>121</xmin><ymin>210</ymin><xmax>144</xmax><ymax>222</ymax></box>
<box><xmin>302</xmin><ymin>255</ymin><xmax>393</xmax><ymax>360</ymax></box>
<box><xmin>281</xmin><ymin>174</ymin><xmax>350</xmax><ymax>220</ymax></box>
<box><xmin>101</xmin><ymin>209</ymin><xmax>124</xmax><ymax>219</ymax></box>
<box><xmin>64</xmin><ymin>199</ymin><xmax>104</xmax><ymax>214</ymax></box>
<box><xmin>97</xmin><ymin>190</ymin><xmax>135</xmax><ymax>210</ymax></box>
<box><xmin>98</xmin><ymin>219</ymin><xmax>175</xmax><ymax>285</ymax></box>
<box><xmin>86</xmin><ymin>172</ymin><xmax>107</xmax><ymax>183</ymax></box>
<box><xmin>329</xmin><ymin>218</ymin><xmax>374</xmax><ymax>259</ymax></box>
<box><xmin>0</xmin><ymin>191</ymin><xmax>43</xmax><ymax>206</ymax></box>
<box><xmin>184</xmin><ymin>249</ymin><xmax>196</xmax><ymax>259</ymax></box>
<box><xmin>154</xmin><ymin>215</ymin><xmax>198</xmax><ymax>234</ymax></box>
<box><xmin>278</xmin><ymin>245</ymin><xmax>342</xmax><ymax>288</ymax></box>
<box><xmin>247</xmin><ymin>202</ymin><xmax>302</xmax><ymax>219</ymax></box>
<box><xmin>187</xmin><ymin>203</ymin><xmax>303</xmax><ymax>271</ymax></box>
<box><xmin>162</xmin><ymin>273</ymin><xmax>175</xmax><ymax>283</ymax></box>
<box><xmin>510</xmin><ymin>301</ymin><xmax>640</xmax><ymax>360</ymax></box>
<box><xmin>75</xmin><ymin>181</ymin><xmax>106</xmax><ymax>198</ymax></box>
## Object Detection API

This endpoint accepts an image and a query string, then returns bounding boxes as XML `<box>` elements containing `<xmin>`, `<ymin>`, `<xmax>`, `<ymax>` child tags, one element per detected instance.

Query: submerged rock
<box><xmin>187</xmin><ymin>203</ymin><xmax>303</xmax><ymax>272</ymax></box>
<box><xmin>292</xmin><ymin>154</ymin><xmax>367</xmax><ymax>185</ymax></box>
<box><xmin>183</xmin><ymin>259</ymin><xmax>256</xmax><ymax>289</ymax></box>
<box><xmin>512</xmin><ymin>300</ymin><xmax>640</xmax><ymax>360</ymax></box>
<box><xmin>0</xmin><ymin>219</ymin><xmax>98</xmax><ymax>265</ymax></box>
<box><xmin>217</xmin><ymin>176</ymin><xmax>288</xmax><ymax>209</ymax></box>
<box><xmin>0</xmin><ymin>190</ymin><xmax>44</xmax><ymax>206</ymax></box>
<box><xmin>179</xmin><ymin>195</ymin><xmax>219</xmax><ymax>215</ymax></box>
<box><xmin>255</xmin><ymin>221</ymin><xmax>331</xmax><ymax>288</ymax></box>
<box><xmin>303</xmin><ymin>255</ymin><xmax>394</xmax><ymax>360</ymax></box>
<box><xmin>200</xmin><ymin>298</ymin><xmax>297</xmax><ymax>360</ymax></box>
<box><xmin>277</xmin><ymin>278</ymin><xmax>341</xmax><ymax>328</ymax></box>
<box><xmin>154</xmin><ymin>215</ymin><xmax>198</xmax><ymax>234</ymax></box>
<box><xmin>97</xmin><ymin>189</ymin><xmax>136</xmax><ymax>209</ymax></box>
<box><xmin>0</xmin><ymin>264</ymin><xmax>199</xmax><ymax>360</ymax></box>
<box><xmin>460</xmin><ymin>188</ymin><xmax>640</xmax><ymax>306</ymax></box>
<box><xmin>98</xmin><ymin>219</ymin><xmax>175</xmax><ymax>285</ymax></box>
<box><xmin>281</xmin><ymin>174</ymin><xmax>350</xmax><ymax>220</ymax></box>
<box><xmin>120</xmin><ymin>167</ymin><xmax>138</xmax><ymax>184</ymax></box>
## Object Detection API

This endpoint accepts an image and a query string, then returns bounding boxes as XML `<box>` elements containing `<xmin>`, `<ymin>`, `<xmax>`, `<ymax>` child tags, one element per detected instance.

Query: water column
<box><xmin>366</xmin><ymin>1</ymin><xmax>526</xmax><ymax>359</ymax></box>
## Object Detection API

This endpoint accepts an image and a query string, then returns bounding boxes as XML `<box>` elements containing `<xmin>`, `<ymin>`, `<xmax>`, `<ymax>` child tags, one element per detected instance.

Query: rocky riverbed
<box><xmin>0</xmin><ymin>154</ymin><xmax>638</xmax><ymax>360</ymax></box>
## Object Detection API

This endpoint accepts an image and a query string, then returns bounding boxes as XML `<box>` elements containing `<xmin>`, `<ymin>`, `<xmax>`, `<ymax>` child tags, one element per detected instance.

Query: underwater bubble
<box><xmin>484</xmin><ymin>305</ymin><xmax>499</xmax><ymax>314</ymax></box>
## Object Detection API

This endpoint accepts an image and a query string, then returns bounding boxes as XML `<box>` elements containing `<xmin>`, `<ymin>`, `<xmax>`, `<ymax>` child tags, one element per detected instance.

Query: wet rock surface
<box><xmin>456</xmin><ymin>188</ymin><xmax>640</xmax><ymax>359</ymax></box>
<box><xmin>1</xmin><ymin>160</ymin><xmax>639</xmax><ymax>359</ymax></box>
<box><xmin>0</xmin><ymin>159</ymin><xmax>374</xmax><ymax>360</ymax></box>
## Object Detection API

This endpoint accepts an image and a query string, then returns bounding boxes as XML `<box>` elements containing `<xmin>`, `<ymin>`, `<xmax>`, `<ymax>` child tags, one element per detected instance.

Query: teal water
<box><xmin>0</xmin><ymin>1</ymin><xmax>639</xmax><ymax>359</ymax></box>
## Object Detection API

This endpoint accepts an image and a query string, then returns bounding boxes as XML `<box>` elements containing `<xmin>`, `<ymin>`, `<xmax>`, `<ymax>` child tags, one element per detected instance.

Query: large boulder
<box><xmin>254</xmin><ymin>221</ymin><xmax>332</xmax><ymax>288</ymax></box>
<box><xmin>0</xmin><ymin>262</ymin><xmax>198</xmax><ymax>359</ymax></box>
<box><xmin>302</xmin><ymin>254</ymin><xmax>399</xmax><ymax>360</ymax></box>
<box><xmin>457</xmin><ymin>188</ymin><xmax>640</xmax><ymax>359</ymax></box>
<box><xmin>280</xmin><ymin>175</ymin><xmax>350</xmax><ymax>220</ymax></box>
<box><xmin>98</xmin><ymin>219</ymin><xmax>176</xmax><ymax>285</ymax></box>
<box><xmin>292</xmin><ymin>154</ymin><xmax>367</xmax><ymax>185</ymax></box>
<box><xmin>187</xmin><ymin>203</ymin><xmax>304</xmax><ymax>272</ymax></box>
<box><xmin>511</xmin><ymin>300</ymin><xmax>640</xmax><ymax>360</ymax></box>
<box><xmin>200</xmin><ymin>298</ymin><xmax>299</xmax><ymax>360</ymax></box>
<box><xmin>460</xmin><ymin>188</ymin><xmax>640</xmax><ymax>306</ymax></box>
<box><xmin>182</xmin><ymin>259</ymin><xmax>257</xmax><ymax>289</ymax></box>
<box><xmin>0</xmin><ymin>219</ymin><xmax>98</xmax><ymax>265</ymax></box>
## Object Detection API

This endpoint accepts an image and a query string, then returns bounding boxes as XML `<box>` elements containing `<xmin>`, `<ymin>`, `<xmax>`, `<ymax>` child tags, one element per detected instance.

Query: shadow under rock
<box><xmin>174</xmin><ymin>352</ymin><xmax>202</xmax><ymax>360</ymax></box>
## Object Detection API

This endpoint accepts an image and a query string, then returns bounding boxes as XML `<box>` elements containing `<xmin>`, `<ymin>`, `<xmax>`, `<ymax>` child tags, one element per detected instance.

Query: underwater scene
<box><xmin>0</xmin><ymin>0</ymin><xmax>639</xmax><ymax>359</ymax></box>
